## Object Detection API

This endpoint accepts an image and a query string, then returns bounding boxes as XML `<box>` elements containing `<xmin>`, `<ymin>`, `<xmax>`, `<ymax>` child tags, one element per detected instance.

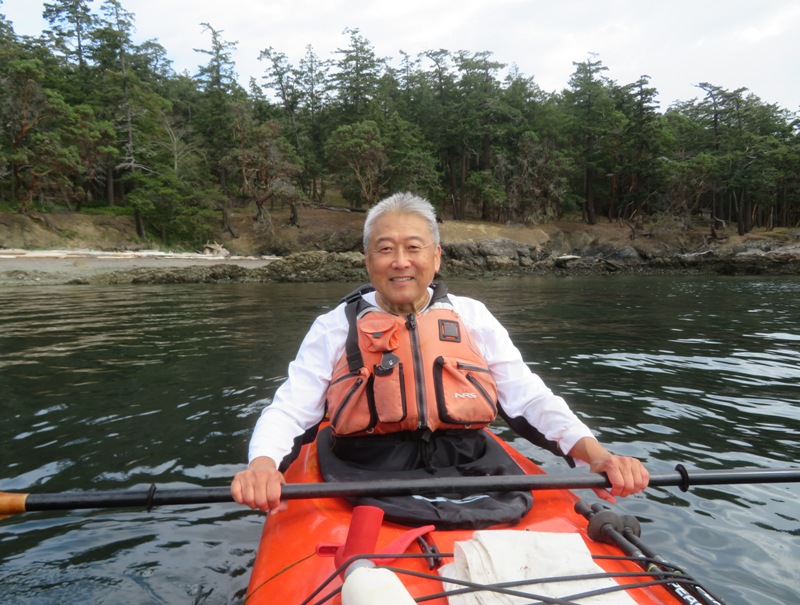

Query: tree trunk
<box><xmin>288</xmin><ymin>201</ymin><xmax>300</xmax><ymax>227</ymax></box>
<box><xmin>480</xmin><ymin>134</ymin><xmax>491</xmax><ymax>170</ymax></box>
<box><xmin>106</xmin><ymin>166</ymin><xmax>115</xmax><ymax>206</ymax></box>
<box><xmin>457</xmin><ymin>153</ymin><xmax>468</xmax><ymax>220</ymax></box>
<box><xmin>254</xmin><ymin>197</ymin><xmax>266</xmax><ymax>223</ymax></box>
<box><xmin>607</xmin><ymin>173</ymin><xmax>617</xmax><ymax>222</ymax></box>
<box><xmin>448</xmin><ymin>160</ymin><xmax>459</xmax><ymax>219</ymax></box>
<box><xmin>736</xmin><ymin>189</ymin><xmax>752</xmax><ymax>236</ymax></box>
<box><xmin>584</xmin><ymin>165</ymin><xmax>597</xmax><ymax>225</ymax></box>
<box><xmin>134</xmin><ymin>206</ymin><xmax>145</xmax><ymax>239</ymax></box>
<box><xmin>221</xmin><ymin>207</ymin><xmax>239</xmax><ymax>237</ymax></box>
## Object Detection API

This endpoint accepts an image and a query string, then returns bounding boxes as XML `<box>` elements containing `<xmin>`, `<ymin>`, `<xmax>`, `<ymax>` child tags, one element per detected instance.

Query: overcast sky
<box><xmin>3</xmin><ymin>0</ymin><xmax>799</xmax><ymax>111</ymax></box>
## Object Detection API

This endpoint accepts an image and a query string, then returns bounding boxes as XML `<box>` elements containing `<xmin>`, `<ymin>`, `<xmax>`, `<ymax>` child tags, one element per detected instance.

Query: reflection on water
<box><xmin>1</xmin><ymin>277</ymin><xmax>798</xmax><ymax>604</ymax></box>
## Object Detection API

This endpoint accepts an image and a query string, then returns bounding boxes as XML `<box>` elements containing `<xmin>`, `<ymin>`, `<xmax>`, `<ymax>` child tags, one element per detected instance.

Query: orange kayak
<box><xmin>245</xmin><ymin>430</ymin><xmax>722</xmax><ymax>605</ymax></box>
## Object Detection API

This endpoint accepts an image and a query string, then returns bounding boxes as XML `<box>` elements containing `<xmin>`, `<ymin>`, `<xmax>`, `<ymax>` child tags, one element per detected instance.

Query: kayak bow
<box><xmin>243</xmin><ymin>431</ymin><xmax>735</xmax><ymax>605</ymax></box>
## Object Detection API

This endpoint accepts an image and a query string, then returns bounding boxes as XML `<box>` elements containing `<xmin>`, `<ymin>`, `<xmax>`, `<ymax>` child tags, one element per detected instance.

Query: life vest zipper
<box><xmin>330</xmin><ymin>376</ymin><xmax>364</xmax><ymax>427</ymax></box>
<box><xmin>458</xmin><ymin>362</ymin><xmax>497</xmax><ymax>412</ymax></box>
<box><xmin>406</xmin><ymin>313</ymin><xmax>427</xmax><ymax>429</ymax></box>
<box><xmin>466</xmin><ymin>373</ymin><xmax>497</xmax><ymax>413</ymax></box>
<box><xmin>457</xmin><ymin>361</ymin><xmax>488</xmax><ymax>373</ymax></box>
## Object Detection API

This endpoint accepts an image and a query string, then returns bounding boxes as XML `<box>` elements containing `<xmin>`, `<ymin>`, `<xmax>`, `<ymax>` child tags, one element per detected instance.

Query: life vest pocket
<box><xmin>327</xmin><ymin>368</ymin><xmax>376</xmax><ymax>435</ymax></box>
<box><xmin>358</xmin><ymin>315</ymin><xmax>400</xmax><ymax>352</ymax></box>
<box><xmin>372</xmin><ymin>360</ymin><xmax>408</xmax><ymax>424</ymax></box>
<box><xmin>433</xmin><ymin>356</ymin><xmax>498</xmax><ymax>426</ymax></box>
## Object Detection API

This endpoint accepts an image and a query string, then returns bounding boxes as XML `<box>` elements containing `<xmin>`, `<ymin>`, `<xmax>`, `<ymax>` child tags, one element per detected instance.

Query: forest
<box><xmin>1</xmin><ymin>0</ymin><xmax>799</xmax><ymax>247</ymax></box>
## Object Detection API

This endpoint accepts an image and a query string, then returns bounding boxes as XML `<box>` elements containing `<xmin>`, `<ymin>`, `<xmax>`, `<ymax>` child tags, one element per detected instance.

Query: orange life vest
<box><xmin>326</xmin><ymin>283</ymin><xmax>499</xmax><ymax>436</ymax></box>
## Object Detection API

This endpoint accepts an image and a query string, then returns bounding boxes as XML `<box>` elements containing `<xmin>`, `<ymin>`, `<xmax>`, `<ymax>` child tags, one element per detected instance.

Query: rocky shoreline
<box><xmin>3</xmin><ymin>208</ymin><xmax>799</xmax><ymax>285</ymax></box>
<box><xmin>3</xmin><ymin>235</ymin><xmax>799</xmax><ymax>286</ymax></box>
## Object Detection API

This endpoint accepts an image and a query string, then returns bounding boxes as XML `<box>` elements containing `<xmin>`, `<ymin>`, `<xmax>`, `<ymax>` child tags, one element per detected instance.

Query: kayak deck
<box><xmin>245</xmin><ymin>431</ymin><xmax>704</xmax><ymax>605</ymax></box>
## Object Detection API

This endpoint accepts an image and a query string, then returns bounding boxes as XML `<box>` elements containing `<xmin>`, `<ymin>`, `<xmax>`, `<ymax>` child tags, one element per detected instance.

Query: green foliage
<box><xmin>0</xmin><ymin>5</ymin><xmax>798</xmax><ymax>247</ymax></box>
<box><xmin>560</xmin><ymin>56</ymin><xmax>621</xmax><ymax>224</ymax></box>
<box><xmin>331</xmin><ymin>28</ymin><xmax>384</xmax><ymax>119</ymax></box>
<box><xmin>325</xmin><ymin>120</ymin><xmax>387</xmax><ymax>207</ymax></box>
<box><xmin>80</xmin><ymin>204</ymin><xmax>134</xmax><ymax>216</ymax></box>
<box><xmin>125</xmin><ymin>171</ymin><xmax>213</xmax><ymax>246</ymax></box>
<box><xmin>466</xmin><ymin>170</ymin><xmax>505</xmax><ymax>219</ymax></box>
<box><xmin>495</xmin><ymin>131</ymin><xmax>573</xmax><ymax>223</ymax></box>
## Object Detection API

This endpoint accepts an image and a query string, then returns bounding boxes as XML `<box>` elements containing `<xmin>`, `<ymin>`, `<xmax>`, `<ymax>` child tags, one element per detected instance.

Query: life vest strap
<box><xmin>342</xmin><ymin>282</ymin><xmax>450</xmax><ymax>374</ymax></box>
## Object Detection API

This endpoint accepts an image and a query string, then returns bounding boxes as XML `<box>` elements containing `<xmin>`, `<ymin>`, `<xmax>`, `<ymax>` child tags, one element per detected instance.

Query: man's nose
<box><xmin>391</xmin><ymin>247</ymin><xmax>411</xmax><ymax>266</ymax></box>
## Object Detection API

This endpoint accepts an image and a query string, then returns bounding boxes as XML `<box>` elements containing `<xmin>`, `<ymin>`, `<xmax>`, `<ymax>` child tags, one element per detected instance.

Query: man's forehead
<box><xmin>367</xmin><ymin>212</ymin><xmax>436</xmax><ymax>245</ymax></box>
<box><xmin>373</xmin><ymin>232</ymin><xmax>429</xmax><ymax>242</ymax></box>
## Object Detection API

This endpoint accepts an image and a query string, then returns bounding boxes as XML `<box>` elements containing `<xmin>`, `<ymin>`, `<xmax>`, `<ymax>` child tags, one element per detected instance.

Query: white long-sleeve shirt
<box><xmin>248</xmin><ymin>288</ymin><xmax>595</xmax><ymax>465</ymax></box>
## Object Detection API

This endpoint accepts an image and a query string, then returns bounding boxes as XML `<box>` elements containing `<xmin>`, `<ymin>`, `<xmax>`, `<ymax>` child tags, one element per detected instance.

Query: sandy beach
<box><xmin>0</xmin><ymin>249</ymin><xmax>278</xmax><ymax>285</ymax></box>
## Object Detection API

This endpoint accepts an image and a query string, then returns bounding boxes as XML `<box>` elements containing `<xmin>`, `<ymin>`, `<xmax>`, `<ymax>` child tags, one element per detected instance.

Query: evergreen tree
<box><xmin>295</xmin><ymin>45</ymin><xmax>332</xmax><ymax>202</ymax></box>
<box><xmin>193</xmin><ymin>22</ymin><xmax>245</xmax><ymax>190</ymax></box>
<box><xmin>1</xmin><ymin>7</ymin><xmax>798</xmax><ymax>241</ymax></box>
<box><xmin>42</xmin><ymin>0</ymin><xmax>96</xmax><ymax>99</ymax></box>
<box><xmin>562</xmin><ymin>56</ymin><xmax>620</xmax><ymax>224</ymax></box>
<box><xmin>331</xmin><ymin>28</ymin><xmax>384</xmax><ymax>120</ymax></box>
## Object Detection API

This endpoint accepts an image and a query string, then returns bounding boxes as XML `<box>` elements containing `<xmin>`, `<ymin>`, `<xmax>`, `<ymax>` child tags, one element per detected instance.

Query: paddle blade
<box><xmin>0</xmin><ymin>492</ymin><xmax>28</xmax><ymax>518</ymax></box>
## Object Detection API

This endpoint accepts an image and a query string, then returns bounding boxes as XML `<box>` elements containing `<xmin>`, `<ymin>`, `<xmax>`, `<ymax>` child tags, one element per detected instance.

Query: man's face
<box><xmin>365</xmin><ymin>212</ymin><xmax>441</xmax><ymax>315</ymax></box>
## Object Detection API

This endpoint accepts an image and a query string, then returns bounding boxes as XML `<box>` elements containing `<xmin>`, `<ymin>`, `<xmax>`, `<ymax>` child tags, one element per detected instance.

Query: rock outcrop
<box><xmin>51</xmin><ymin>238</ymin><xmax>800</xmax><ymax>286</ymax></box>
<box><xmin>3</xmin><ymin>212</ymin><xmax>798</xmax><ymax>285</ymax></box>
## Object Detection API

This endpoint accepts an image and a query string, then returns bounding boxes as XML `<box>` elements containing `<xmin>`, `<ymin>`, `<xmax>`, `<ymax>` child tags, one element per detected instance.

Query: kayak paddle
<box><xmin>2</xmin><ymin>466</ymin><xmax>798</xmax><ymax>518</ymax></box>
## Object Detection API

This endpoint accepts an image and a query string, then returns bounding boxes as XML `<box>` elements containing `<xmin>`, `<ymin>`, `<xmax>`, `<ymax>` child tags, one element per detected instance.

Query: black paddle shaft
<box><xmin>23</xmin><ymin>486</ymin><xmax>233</xmax><ymax>512</ymax></box>
<box><xmin>18</xmin><ymin>466</ymin><xmax>799</xmax><ymax>513</ymax></box>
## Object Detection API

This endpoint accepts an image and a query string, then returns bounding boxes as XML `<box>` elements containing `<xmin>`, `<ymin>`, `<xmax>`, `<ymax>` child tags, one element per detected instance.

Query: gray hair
<box><xmin>363</xmin><ymin>192</ymin><xmax>440</xmax><ymax>250</ymax></box>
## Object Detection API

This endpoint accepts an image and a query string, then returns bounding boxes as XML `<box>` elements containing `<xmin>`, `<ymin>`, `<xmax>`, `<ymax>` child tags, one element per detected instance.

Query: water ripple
<box><xmin>1</xmin><ymin>278</ymin><xmax>798</xmax><ymax>605</ymax></box>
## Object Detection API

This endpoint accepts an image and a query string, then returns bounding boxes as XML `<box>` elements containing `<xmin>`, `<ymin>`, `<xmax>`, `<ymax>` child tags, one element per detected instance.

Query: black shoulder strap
<box><xmin>341</xmin><ymin>282</ymin><xmax>448</xmax><ymax>373</ymax></box>
<box><xmin>340</xmin><ymin>284</ymin><xmax>374</xmax><ymax>373</ymax></box>
<box><xmin>344</xmin><ymin>297</ymin><xmax>365</xmax><ymax>372</ymax></box>
<box><xmin>340</xmin><ymin>283</ymin><xmax>375</xmax><ymax>305</ymax></box>
<box><xmin>429</xmin><ymin>281</ymin><xmax>449</xmax><ymax>305</ymax></box>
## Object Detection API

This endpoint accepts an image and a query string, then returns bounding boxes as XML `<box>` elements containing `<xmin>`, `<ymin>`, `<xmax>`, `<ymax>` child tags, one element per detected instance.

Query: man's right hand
<box><xmin>231</xmin><ymin>456</ymin><xmax>286</xmax><ymax>512</ymax></box>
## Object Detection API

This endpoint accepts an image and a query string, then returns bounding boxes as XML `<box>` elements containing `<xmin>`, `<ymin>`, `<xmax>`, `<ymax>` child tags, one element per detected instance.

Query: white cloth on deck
<box><xmin>439</xmin><ymin>531</ymin><xmax>638</xmax><ymax>605</ymax></box>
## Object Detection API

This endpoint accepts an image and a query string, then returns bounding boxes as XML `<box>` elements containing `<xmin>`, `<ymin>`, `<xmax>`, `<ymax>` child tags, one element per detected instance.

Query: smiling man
<box><xmin>364</xmin><ymin>207</ymin><xmax>442</xmax><ymax>316</ymax></box>
<box><xmin>232</xmin><ymin>192</ymin><xmax>649</xmax><ymax>524</ymax></box>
